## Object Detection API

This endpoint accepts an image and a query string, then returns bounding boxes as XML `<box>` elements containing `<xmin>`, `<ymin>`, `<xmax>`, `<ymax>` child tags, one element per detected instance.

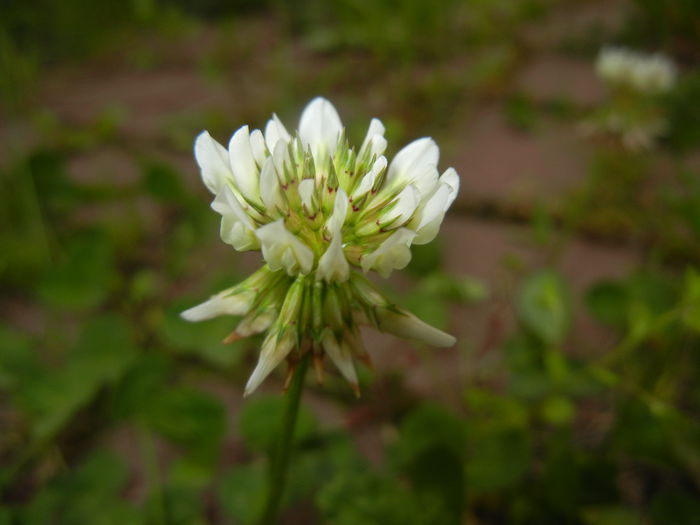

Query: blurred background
<box><xmin>2</xmin><ymin>0</ymin><xmax>700</xmax><ymax>523</ymax></box>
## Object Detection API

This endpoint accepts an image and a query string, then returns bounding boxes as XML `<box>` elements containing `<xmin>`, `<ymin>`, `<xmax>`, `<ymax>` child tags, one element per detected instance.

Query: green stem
<box><xmin>139</xmin><ymin>422</ymin><xmax>166</xmax><ymax>525</ymax></box>
<box><xmin>259</xmin><ymin>355</ymin><xmax>310</xmax><ymax>525</ymax></box>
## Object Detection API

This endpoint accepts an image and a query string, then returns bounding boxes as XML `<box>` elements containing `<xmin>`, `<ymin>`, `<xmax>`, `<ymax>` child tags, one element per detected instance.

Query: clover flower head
<box><xmin>596</xmin><ymin>47</ymin><xmax>677</xmax><ymax>95</ymax></box>
<box><xmin>182</xmin><ymin>97</ymin><xmax>459</xmax><ymax>396</ymax></box>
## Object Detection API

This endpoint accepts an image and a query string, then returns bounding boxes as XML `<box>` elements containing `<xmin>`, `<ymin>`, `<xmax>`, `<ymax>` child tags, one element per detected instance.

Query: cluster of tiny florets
<box><xmin>182</xmin><ymin>97</ymin><xmax>458</xmax><ymax>395</ymax></box>
<box><xmin>596</xmin><ymin>47</ymin><xmax>677</xmax><ymax>95</ymax></box>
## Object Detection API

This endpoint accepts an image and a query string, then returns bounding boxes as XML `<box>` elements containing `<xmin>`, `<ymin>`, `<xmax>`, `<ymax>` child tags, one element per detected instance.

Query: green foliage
<box><xmin>19</xmin><ymin>452</ymin><xmax>142</xmax><ymax>525</ymax></box>
<box><xmin>517</xmin><ymin>270</ymin><xmax>571</xmax><ymax>345</ymax></box>
<box><xmin>218</xmin><ymin>462</ymin><xmax>267</xmax><ymax>524</ymax></box>
<box><xmin>143</xmin><ymin>387</ymin><xmax>226</xmax><ymax>462</ymax></box>
<box><xmin>2</xmin><ymin>1</ymin><xmax>700</xmax><ymax>523</ymax></box>
<box><xmin>664</xmin><ymin>72</ymin><xmax>700</xmax><ymax>153</ymax></box>
<box><xmin>586</xmin><ymin>280</ymin><xmax>629</xmax><ymax>328</ymax></box>
<box><xmin>37</xmin><ymin>232</ymin><xmax>117</xmax><ymax>310</ymax></box>
<box><xmin>317</xmin><ymin>470</ymin><xmax>449</xmax><ymax>525</ymax></box>
<box><xmin>15</xmin><ymin>315</ymin><xmax>138</xmax><ymax>440</ymax></box>
<box><xmin>0</xmin><ymin>326</ymin><xmax>37</xmax><ymax>390</ymax></box>
<box><xmin>623</xmin><ymin>0</ymin><xmax>700</xmax><ymax>62</ymax></box>
<box><xmin>238</xmin><ymin>395</ymin><xmax>318</xmax><ymax>453</ymax></box>
<box><xmin>391</xmin><ymin>405</ymin><xmax>466</xmax><ymax>522</ymax></box>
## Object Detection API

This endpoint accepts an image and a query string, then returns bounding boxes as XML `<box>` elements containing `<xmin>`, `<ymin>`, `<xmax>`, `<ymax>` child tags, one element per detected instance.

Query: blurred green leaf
<box><xmin>517</xmin><ymin>270</ymin><xmax>571</xmax><ymax>345</ymax></box>
<box><xmin>392</xmin><ymin>404</ymin><xmax>466</xmax><ymax>464</ymax></box>
<box><xmin>392</xmin><ymin>404</ymin><xmax>466</xmax><ymax>523</ymax></box>
<box><xmin>463</xmin><ymin>387</ymin><xmax>532</xmax><ymax>492</ymax></box>
<box><xmin>665</xmin><ymin>71</ymin><xmax>700</xmax><ymax>153</ymax></box>
<box><xmin>651</xmin><ymin>487</ymin><xmax>700</xmax><ymax>525</ymax></box>
<box><xmin>287</xmin><ymin>434</ymin><xmax>362</xmax><ymax>501</ymax></box>
<box><xmin>20</xmin><ymin>451</ymin><xmax>142</xmax><ymax>525</ymax></box>
<box><xmin>539</xmin><ymin>431</ymin><xmax>582</xmax><ymax>513</ymax></box>
<box><xmin>143</xmin><ymin>387</ymin><xmax>225</xmax><ymax>462</ymax></box>
<box><xmin>681</xmin><ymin>268</ymin><xmax>700</xmax><ymax>332</ymax></box>
<box><xmin>17</xmin><ymin>315</ymin><xmax>138</xmax><ymax>439</ymax></box>
<box><xmin>465</xmin><ymin>426</ymin><xmax>532</xmax><ymax>492</ymax></box>
<box><xmin>582</xmin><ymin>506</ymin><xmax>642</xmax><ymax>525</ymax></box>
<box><xmin>418</xmin><ymin>273</ymin><xmax>489</xmax><ymax>303</ymax></box>
<box><xmin>317</xmin><ymin>469</ymin><xmax>449</xmax><ymax>525</ymax></box>
<box><xmin>141</xmin><ymin>159</ymin><xmax>188</xmax><ymax>203</ymax></box>
<box><xmin>464</xmin><ymin>388</ymin><xmax>533</xmax><ymax>492</ymax></box>
<box><xmin>586</xmin><ymin>280</ymin><xmax>628</xmax><ymax>328</ymax></box>
<box><xmin>155</xmin><ymin>486</ymin><xmax>207</xmax><ymax>525</ymax></box>
<box><xmin>612</xmin><ymin>398</ymin><xmax>676</xmax><ymax>466</ymax></box>
<box><xmin>128</xmin><ymin>269</ymin><xmax>163</xmax><ymax>303</ymax></box>
<box><xmin>505</xmin><ymin>333</ymin><xmax>551</xmax><ymax>399</ymax></box>
<box><xmin>627</xmin><ymin>270</ymin><xmax>678</xmax><ymax>317</ymax></box>
<box><xmin>168</xmin><ymin>457</ymin><xmax>213</xmax><ymax>492</ymax></box>
<box><xmin>109</xmin><ymin>354</ymin><xmax>170</xmax><ymax>419</ymax></box>
<box><xmin>37</xmin><ymin>232</ymin><xmax>116</xmax><ymax>311</ymax></box>
<box><xmin>541</xmin><ymin>396</ymin><xmax>575</xmax><ymax>426</ymax></box>
<box><xmin>0</xmin><ymin>326</ymin><xmax>38</xmax><ymax>390</ymax></box>
<box><xmin>465</xmin><ymin>387</ymin><xmax>529</xmax><ymax>429</ymax></box>
<box><xmin>26</xmin><ymin>149</ymin><xmax>79</xmax><ymax>215</ymax></box>
<box><xmin>218</xmin><ymin>463</ymin><xmax>266</xmax><ymax>525</ymax></box>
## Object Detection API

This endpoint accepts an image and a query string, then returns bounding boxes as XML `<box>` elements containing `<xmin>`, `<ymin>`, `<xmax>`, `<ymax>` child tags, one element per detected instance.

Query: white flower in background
<box><xmin>596</xmin><ymin>47</ymin><xmax>677</xmax><ymax>94</ymax></box>
<box><xmin>182</xmin><ymin>97</ymin><xmax>459</xmax><ymax>396</ymax></box>
<box><xmin>584</xmin><ymin>47</ymin><xmax>678</xmax><ymax>151</ymax></box>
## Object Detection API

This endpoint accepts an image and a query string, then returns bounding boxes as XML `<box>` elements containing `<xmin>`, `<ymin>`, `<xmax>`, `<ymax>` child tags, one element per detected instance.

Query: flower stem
<box><xmin>259</xmin><ymin>354</ymin><xmax>310</xmax><ymax>525</ymax></box>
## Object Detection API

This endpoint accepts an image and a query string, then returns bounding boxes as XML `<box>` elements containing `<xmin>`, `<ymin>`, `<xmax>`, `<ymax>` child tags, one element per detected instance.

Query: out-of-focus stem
<box><xmin>259</xmin><ymin>354</ymin><xmax>310</xmax><ymax>525</ymax></box>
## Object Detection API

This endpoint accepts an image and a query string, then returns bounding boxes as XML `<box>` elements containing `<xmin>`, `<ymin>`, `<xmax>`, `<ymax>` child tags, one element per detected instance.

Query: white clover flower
<box><xmin>182</xmin><ymin>97</ymin><xmax>459</xmax><ymax>396</ymax></box>
<box><xmin>596</xmin><ymin>47</ymin><xmax>677</xmax><ymax>94</ymax></box>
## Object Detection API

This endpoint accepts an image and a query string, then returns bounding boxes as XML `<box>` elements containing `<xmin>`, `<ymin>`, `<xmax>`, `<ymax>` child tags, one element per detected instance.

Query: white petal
<box><xmin>385</xmin><ymin>137</ymin><xmax>440</xmax><ymax>197</ymax></box>
<box><xmin>211</xmin><ymin>185</ymin><xmax>256</xmax><ymax>227</ymax></box>
<box><xmin>219</xmin><ymin>216</ymin><xmax>259</xmax><ymax>251</ymax></box>
<box><xmin>382</xmin><ymin>184</ymin><xmax>419</xmax><ymax>226</ymax></box>
<box><xmin>180</xmin><ymin>287</ymin><xmax>254</xmax><ymax>321</ymax></box>
<box><xmin>411</xmin><ymin>169</ymin><xmax>459</xmax><ymax>245</ymax></box>
<box><xmin>376</xmin><ymin>308</ymin><xmax>456</xmax><ymax>347</ymax></box>
<box><xmin>359</xmin><ymin>118</ymin><xmax>387</xmax><ymax>157</ymax></box>
<box><xmin>361</xmin><ymin>228</ymin><xmax>416</xmax><ymax>278</ymax></box>
<box><xmin>194</xmin><ymin>131</ymin><xmax>231</xmax><ymax>194</ymax></box>
<box><xmin>228</xmin><ymin>125</ymin><xmax>260</xmax><ymax>203</ymax></box>
<box><xmin>298</xmin><ymin>97</ymin><xmax>343</xmax><ymax>161</ymax></box>
<box><xmin>352</xmin><ymin>156</ymin><xmax>387</xmax><ymax>199</ymax></box>
<box><xmin>417</xmin><ymin>185</ymin><xmax>451</xmax><ymax>229</ymax></box>
<box><xmin>264</xmin><ymin>113</ymin><xmax>291</xmax><ymax>152</ymax></box>
<box><xmin>321</xmin><ymin>331</ymin><xmax>358</xmax><ymax>387</ymax></box>
<box><xmin>361</xmin><ymin>118</ymin><xmax>385</xmax><ymax>147</ymax></box>
<box><xmin>272</xmin><ymin>139</ymin><xmax>288</xmax><ymax>180</ymax></box>
<box><xmin>298</xmin><ymin>179</ymin><xmax>316</xmax><ymax>211</ymax></box>
<box><xmin>316</xmin><ymin>233</ymin><xmax>349</xmax><ymax>282</ymax></box>
<box><xmin>244</xmin><ymin>331</ymin><xmax>295</xmax><ymax>396</ymax></box>
<box><xmin>369</xmin><ymin>135</ymin><xmax>388</xmax><ymax>158</ymax></box>
<box><xmin>439</xmin><ymin>167</ymin><xmax>460</xmax><ymax>209</ymax></box>
<box><xmin>256</xmin><ymin>219</ymin><xmax>314</xmax><ymax>275</ymax></box>
<box><xmin>259</xmin><ymin>157</ymin><xmax>283</xmax><ymax>211</ymax></box>
<box><xmin>326</xmin><ymin>188</ymin><xmax>349</xmax><ymax>235</ymax></box>
<box><xmin>212</xmin><ymin>185</ymin><xmax>259</xmax><ymax>250</ymax></box>
<box><xmin>249</xmin><ymin>129</ymin><xmax>267</xmax><ymax>168</ymax></box>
